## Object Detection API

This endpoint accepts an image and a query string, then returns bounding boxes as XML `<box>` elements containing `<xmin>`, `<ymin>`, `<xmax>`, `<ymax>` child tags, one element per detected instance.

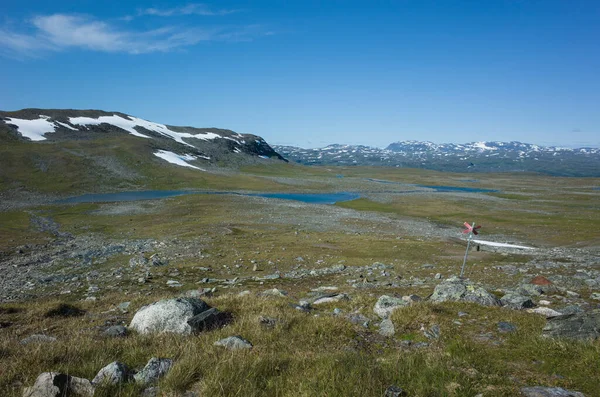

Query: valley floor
<box><xmin>0</xmin><ymin>166</ymin><xmax>599</xmax><ymax>396</ymax></box>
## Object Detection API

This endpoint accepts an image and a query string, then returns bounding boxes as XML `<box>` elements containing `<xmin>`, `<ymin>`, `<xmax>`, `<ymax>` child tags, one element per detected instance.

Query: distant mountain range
<box><xmin>274</xmin><ymin>141</ymin><xmax>600</xmax><ymax>176</ymax></box>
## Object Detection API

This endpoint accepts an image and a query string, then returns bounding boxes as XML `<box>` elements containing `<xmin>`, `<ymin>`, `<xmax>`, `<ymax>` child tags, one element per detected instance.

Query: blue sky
<box><xmin>1</xmin><ymin>1</ymin><xmax>599</xmax><ymax>148</ymax></box>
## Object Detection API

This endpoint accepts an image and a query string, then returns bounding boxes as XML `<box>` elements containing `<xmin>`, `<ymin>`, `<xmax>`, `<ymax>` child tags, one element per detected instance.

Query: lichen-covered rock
<box><xmin>500</xmin><ymin>293</ymin><xmax>535</xmax><ymax>310</ymax></box>
<box><xmin>374</xmin><ymin>295</ymin><xmax>407</xmax><ymax>318</ymax></box>
<box><xmin>129</xmin><ymin>298</ymin><xmax>210</xmax><ymax>335</ymax></box>
<box><xmin>378</xmin><ymin>318</ymin><xmax>395</xmax><ymax>337</ymax></box>
<box><xmin>92</xmin><ymin>361</ymin><xmax>130</xmax><ymax>385</ymax></box>
<box><xmin>542</xmin><ymin>310</ymin><xmax>600</xmax><ymax>340</ymax></box>
<box><xmin>312</xmin><ymin>293</ymin><xmax>349</xmax><ymax>305</ymax></box>
<box><xmin>133</xmin><ymin>358</ymin><xmax>173</xmax><ymax>385</ymax></box>
<box><xmin>430</xmin><ymin>277</ymin><xmax>500</xmax><ymax>306</ymax></box>
<box><xmin>23</xmin><ymin>372</ymin><xmax>94</xmax><ymax>397</ymax></box>
<box><xmin>214</xmin><ymin>336</ymin><xmax>253</xmax><ymax>350</ymax></box>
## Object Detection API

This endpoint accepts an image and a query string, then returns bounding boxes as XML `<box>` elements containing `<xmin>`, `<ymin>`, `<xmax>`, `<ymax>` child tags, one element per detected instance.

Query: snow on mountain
<box><xmin>153</xmin><ymin>150</ymin><xmax>206</xmax><ymax>171</ymax></box>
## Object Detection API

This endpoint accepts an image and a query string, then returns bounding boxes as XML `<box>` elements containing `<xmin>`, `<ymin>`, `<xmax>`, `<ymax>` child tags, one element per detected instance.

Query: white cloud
<box><xmin>139</xmin><ymin>4</ymin><xmax>241</xmax><ymax>17</ymax></box>
<box><xmin>0</xmin><ymin>9</ymin><xmax>264</xmax><ymax>58</ymax></box>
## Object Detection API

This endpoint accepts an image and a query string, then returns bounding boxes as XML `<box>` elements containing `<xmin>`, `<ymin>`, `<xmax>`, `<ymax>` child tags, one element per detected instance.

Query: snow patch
<box><xmin>473</xmin><ymin>142</ymin><xmax>498</xmax><ymax>151</ymax></box>
<box><xmin>55</xmin><ymin>121</ymin><xmax>79</xmax><ymax>131</ymax></box>
<box><xmin>153</xmin><ymin>150</ymin><xmax>205</xmax><ymax>170</ymax></box>
<box><xmin>472</xmin><ymin>239</ymin><xmax>534</xmax><ymax>250</ymax></box>
<box><xmin>4</xmin><ymin>116</ymin><xmax>56</xmax><ymax>141</ymax></box>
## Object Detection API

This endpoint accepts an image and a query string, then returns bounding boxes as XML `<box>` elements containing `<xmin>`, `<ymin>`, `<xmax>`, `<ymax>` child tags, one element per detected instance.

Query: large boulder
<box><xmin>374</xmin><ymin>295</ymin><xmax>407</xmax><ymax>318</ymax></box>
<box><xmin>129</xmin><ymin>298</ymin><xmax>210</xmax><ymax>335</ymax></box>
<box><xmin>542</xmin><ymin>310</ymin><xmax>600</xmax><ymax>340</ymax></box>
<box><xmin>430</xmin><ymin>277</ymin><xmax>500</xmax><ymax>306</ymax></box>
<box><xmin>520</xmin><ymin>386</ymin><xmax>585</xmax><ymax>397</ymax></box>
<box><xmin>23</xmin><ymin>372</ymin><xmax>94</xmax><ymax>397</ymax></box>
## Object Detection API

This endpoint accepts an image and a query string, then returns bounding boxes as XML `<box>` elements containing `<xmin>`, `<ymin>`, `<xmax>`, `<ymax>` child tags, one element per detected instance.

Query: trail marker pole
<box><xmin>460</xmin><ymin>221</ymin><xmax>480</xmax><ymax>278</ymax></box>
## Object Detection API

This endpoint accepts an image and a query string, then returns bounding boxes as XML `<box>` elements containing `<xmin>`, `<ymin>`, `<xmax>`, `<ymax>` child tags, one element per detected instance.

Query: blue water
<box><xmin>366</xmin><ymin>178</ymin><xmax>497</xmax><ymax>193</ymax></box>
<box><xmin>56</xmin><ymin>191</ymin><xmax>360</xmax><ymax>205</ymax></box>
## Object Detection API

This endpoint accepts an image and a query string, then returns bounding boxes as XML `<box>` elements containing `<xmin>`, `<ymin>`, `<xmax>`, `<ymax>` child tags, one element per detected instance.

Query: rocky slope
<box><xmin>274</xmin><ymin>141</ymin><xmax>600</xmax><ymax>176</ymax></box>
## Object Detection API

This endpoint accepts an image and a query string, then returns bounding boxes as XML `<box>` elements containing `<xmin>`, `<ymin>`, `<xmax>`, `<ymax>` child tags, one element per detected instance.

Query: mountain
<box><xmin>0</xmin><ymin>109</ymin><xmax>286</xmax><ymax>199</ymax></box>
<box><xmin>274</xmin><ymin>141</ymin><xmax>600</xmax><ymax>176</ymax></box>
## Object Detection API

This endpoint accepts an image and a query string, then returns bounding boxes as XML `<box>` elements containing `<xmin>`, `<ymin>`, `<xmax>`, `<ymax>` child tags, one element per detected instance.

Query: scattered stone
<box><xmin>333</xmin><ymin>308</ymin><xmax>343</xmax><ymax>315</ymax></box>
<box><xmin>566</xmin><ymin>291</ymin><xmax>580</xmax><ymax>298</ymax></box>
<box><xmin>313</xmin><ymin>293</ymin><xmax>349</xmax><ymax>305</ymax></box>
<box><xmin>590</xmin><ymin>292</ymin><xmax>600</xmax><ymax>301</ymax></box>
<box><xmin>214</xmin><ymin>336</ymin><xmax>253</xmax><ymax>350</ymax></box>
<box><xmin>150</xmin><ymin>254</ymin><xmax>167</xmax><ymax>267</ymax></box>
<box><xmin>238</xmin><ymin>290</ymin><xmax>251</xmax><ymax>297</ymax></box>
<box><xmin>374</xmin><ymin>295</ymin><xmax>407</xmax><ymax>318</ymax></box>
<box><xmin>104</xmin><ymin>325</ymin><xmax>128</xmax><ymax>338</ymax></box>
<box><xmin>129</xmin><ymin>253</ymin><xmax>149</xmax><ymax>268</ymax></box>
<box><xmin>500</xmin><ymin>293</ymin><xmax>535</xmax><ymax>310</ymax></box>
<box><xmin>434</xmin><ymin>273</ymin><xmax>442</xmax><ymax>279</ymax></box>
<box><xmin>518</xmin><ymin>284</ymin><xmax>546</xmax><ymax>297</ymax></box>
<box><xmin>134</xmin><ymin>358</ymin><xmax>173</xmax><ymax>385</ymax></box>
<box><xmin>527</xmin><ymin>307</ymin><xmax>563</xmax><ymax>318</ymax></box>
<box><xmin>378</xmin><ymin>318</ymin><xmax>395</xmax><ymax>336</ymax></box>
<box><xmin>166</xmin><ymin>280</ymin><xmax>182</xmax><ymax>288</ymax></box>
<box><xmin>23</xmin><ymin>372</ymin><xmax>94</xmax><ymax>397</ymax></box>
<box><xmin>92</xmin><ymin>361</ymin><xmax>130</xmax><ymax>385</ymax></box>
<box><xmin>141</xmin><ymin>386</ymin><xmax>160</xmax><ymax>397</ymax></box>
<box><xmin>261</xmin><ymin>288</ymin><xmax>287</xmax><ymax>297</ymax></box>
<box><xmin>20</xmin><ymin>335</ymin><xmax>57</xmax><ymax>345</ymax></box>
<box><xmin>539</xmin><ymin>300</ymin><xmax>552</xmax><ymax>306</ymax></box>
<box><xmin>117</xmin><ymin>301</ymin><xmax>131</xmax><ymax>313</ymax></box>
<box><xmin>430</xmin><ymin>277</ymin><xmax>500</xmax><ymax>306</ymax></box>
<box><xmin>542</xmin><ymin>310</ymin><xmax>600</xmax><ymax>340</ymax></box>
<box><xmin>520</xmin><ymin>386</ymin><xmax>585</xmax><ymax>397</ymax></box>
<box><xmin>129</xmin><ymin>297</ymin><xmax>211</xmax><ymax>335</ymax></box>
<box><xmin>186</xmin><ymin>308</ymin><xmax>226</xmax><ymax>332</ymax></box>
<box><xmin>497</xmin><ymin>321</ymin><xmax>517</xmax><ymax>333</ymax></box>
<box><xmin>560</xmin><ymin>305</ymin><xmax>584</xmax><ymax>315</ymax></box>
<box><xmin>402</xmin><ymin>294</ymin><xmax>422</xmax><ymax>303</ymax></box>
<box><xmin>423</xmin><ymin>324</ymin><xmax>440</xmax><ymax>340</ymax></box>
<box><xmin>384</xmin><ymin>385</ymin><xmax>406</xmax><ymax>396</ymax></box>
<box><xmin>258</xmin><ymin>316</ymin><xmax>278</xmax><ymax>328</ymax></box>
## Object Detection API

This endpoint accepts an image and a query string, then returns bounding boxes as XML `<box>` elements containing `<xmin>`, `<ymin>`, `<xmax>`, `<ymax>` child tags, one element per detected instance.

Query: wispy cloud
<box><xmin>0</xmin><ymin>10</ymin><xmax>265</xmax><ymax>58</ymax></box>
<box><xmin>137</xmin><ymin>3</ymin><xmax>241</xmax><ymax>17</ymax></box>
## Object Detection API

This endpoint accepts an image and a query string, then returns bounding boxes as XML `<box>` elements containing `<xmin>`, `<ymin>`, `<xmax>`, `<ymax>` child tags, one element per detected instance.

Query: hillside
<box><xmin>0</xmin><ymin>109</ymin><xmax>287</xmax><ymax>200</ymax></box>
<box><xmin>274</xmin><ymin>141</ymin><xmax>600</xmax><ymax>177</ymax></box>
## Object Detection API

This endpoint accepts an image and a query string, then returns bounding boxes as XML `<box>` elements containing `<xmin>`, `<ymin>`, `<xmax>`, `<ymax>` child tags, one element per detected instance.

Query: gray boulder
<box><xmin>378</xmin><ymin>318</ymin><xmax>395</xmax><ymax>337</ymax></box>
<box><xmin>92</xmin><ymin>361</ymin><xmax>130</xmax><ymax>385</ymax></box>
<box><xmin>186</xmin><ymin>308</ymin><xmax>224</xmax><ymax>331</ymax></box>
<box><xmin>500</xmin><ymin>293</ymin><xmax>535</xmax><ymax>310</ymax></box>
<box><xmin>430</xmin><ymin>277</ymin><xmax>500</xmax><ymax>306</ymax></box>
<box><xmin>23</xmin><ymin>372</ymin><xmax>94</xmax><ymax>397</ymax></box>
<box><xmin>129</xmin><ymin>298</ymin><xmax>210</xmax><ymax>335</ymax></box>
<box><xmin>542</xmin><ymin>310</ymin><xmax>600</xmax><ymax>340</ymax></box>
<box><xmin>312</xmin><ymin>293</ymin><xmax>349</xmax><ymax>305</ymax></box>
<box><xmin>520</xmin><ymin>386</ymin><xmax>585</xmax><ymax>397</ymax></box>
<box><xmin>104</xmin><ymin>325</ymin><xmax>128</xmax><ymax>337</ymax></box>
<box><xmin>214</xmin><ymin>336</ymin><xmax>253</xmax><ymax>350</ymax></box>
<box><xmin>374</xmin><ymin>295</ymin><xmax>407</xmax><ymax>318</ymax></box>
<box><xmin>134</xmin><ymin>358</ymin><xmax>173</xmax><ymax>385</ymax></box>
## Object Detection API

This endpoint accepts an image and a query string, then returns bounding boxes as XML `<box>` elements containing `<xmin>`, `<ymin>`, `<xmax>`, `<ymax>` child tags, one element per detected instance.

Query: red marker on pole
<box><xmin>460</xmin><ymin>222</ymin><xmax>480</xmax><ymax>277</ymax></box>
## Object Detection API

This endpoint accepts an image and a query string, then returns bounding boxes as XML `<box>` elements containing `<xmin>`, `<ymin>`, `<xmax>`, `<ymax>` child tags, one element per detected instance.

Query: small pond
<box><xmin>56</xmin><ymin>191</ymin><xmax>360</xmax><ymax>205</ymax></box>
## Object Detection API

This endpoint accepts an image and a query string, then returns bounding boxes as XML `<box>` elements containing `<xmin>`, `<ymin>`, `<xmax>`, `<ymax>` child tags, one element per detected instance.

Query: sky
<box><xmin>0</xmin><ymin>1</ymin><xmax>599</xmax><ymax>148</ymax></box>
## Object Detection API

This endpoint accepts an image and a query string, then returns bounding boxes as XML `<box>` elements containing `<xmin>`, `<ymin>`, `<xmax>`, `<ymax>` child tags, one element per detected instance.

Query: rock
<box><xmin>402</xmin><ymin>294</ymin><xmax>422</xmax><ymax>303</ymax></box>
<box><xmin>590</xmin><ymin>292</ymin><xmax>600</xmax><ymax>301</ymax></box>
<box><xmin>129</xmin><ymin>297</ymin><xmax>211</xmax><ymax>335</ymax></box>
<box><xmin>186</xmin><ymin>308</ymin><xmax>225</xmax><ymax>332</ymax></box>
<box><xmin>497</xmin><ymin>321</ymin><xmax>517</xmax><ymax>333</ymax></box>
<box><xmin>384</xmin><ymin>385</ymin><xmax>406</xmax><ymax>396</ymax></box>
<box><xmin>214</xmin><ymin>336</ymin><xmax>253</xmax><ymax>350</ymax></box>
<box><xmin>20</xmin><ymin>335</ymin><xmax>57</xmax><ymax>345</ymax></box>
<box><xmin>92</xmin><ymin>361</ymin><xmax>130</xmax><ymax>385</ymax></box>
<box><xmin>531</xmin><ymin>276</ymin><xmax>553</xmax><ymax>285</ymax></box>
<box><xmin>166</xmin><ymin>280</ymin><xmax>182</xmax><ymax>288</ymax></box>
<box><xmin>501</xmin><ymin>293</ymin><xmax>535</xmax><ymax>310</ymax></box>
<box><xmin>542</xmin><ymin>310</ymin><xmax>600</xmax><ymax>340</ymax></box>
<box><xmin>258</xmin><ymin>316</ymin><xmax>278</xmax><ymax>328</ymax></box>
<box><xmin>520</xmin><ymin>386</ymin><xmax>585</xmax><ymax>397</ymax></box>
<box><xmin>117</xmin><ymin>301</ymin><xmax>131</xmax><ymax>313</ymax></box>
<box><xmin>347</xmin><ymin>313</ymin><xmax>370</xmax><ymax>327</ymax></box>
<box><xmin>129</xmin><ymin>253</ymin><xmax>149</xmax><ymax>267</ymax></box>
<box><xmin>134</xmin><ymin>358</ymin><xmax>173</xmax><ymax>385</ymax></box>
<box><xmin>434</xmin><ymin>273</ymin><xmax>442</xmax><ymax>279</ymax></box>
<box><xmin>150</xmin><ymin>254</ymin><xmax>167</xmax><ymax>266</ymax></box>
<box><xmin>23</xmin><ymin>372</ymin><xmax>94</xmax><ymax>397</ymax></box>
<box><xmin>423</xmin><ymin>324</ymin><xmax>440</xmax><ymax>340</ymax></box>
<box><xmin>518</xmin><ymin>284</ymin><xmax>546</xmax><ymax>297</ymax></box>
<box><xmin>141</xmin><ymin>387</ymin><xmax>160</xmax><ymax>397</ymax></box>
<box><xmin>430</xmin><ymin>277</ymin><xmax>500</xmax><ymax>306</ymax></box>
<box><xmin>374</xmin><ymin>295</ymin><xmax>407</xmax><ymax>318</ymax></box>
<box><xmin>104</xmin><ymin>325</ymin><xmax>128</xmax><ymax>337</ymax></box>
<box><xmin>379</xmin><ymin>318</ymin><xmax>395</xmax><ymax>337</ymax></box>
<box><xmin>566</xmin><ymin>291</ymin><xmax>580</xmax><ymax>298</ymax></box>
<box><xmin>313</xmin><ymin>293</ymin><xmax>349</xmax><ymax>305</ymax></box>
<box><xmin>560</xmin><ymin>305</ymin><xmax>584</xmax><ymax>315</ymax></box>
<box><xmin>260</xmin><ymin>288</ymin><xmax>287</xmax><ymax>297</ymax></box>
<box><xmin>527</xmin><ymin>307</ymin><xmax>563</xmax><ymax>318</ymax></box>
